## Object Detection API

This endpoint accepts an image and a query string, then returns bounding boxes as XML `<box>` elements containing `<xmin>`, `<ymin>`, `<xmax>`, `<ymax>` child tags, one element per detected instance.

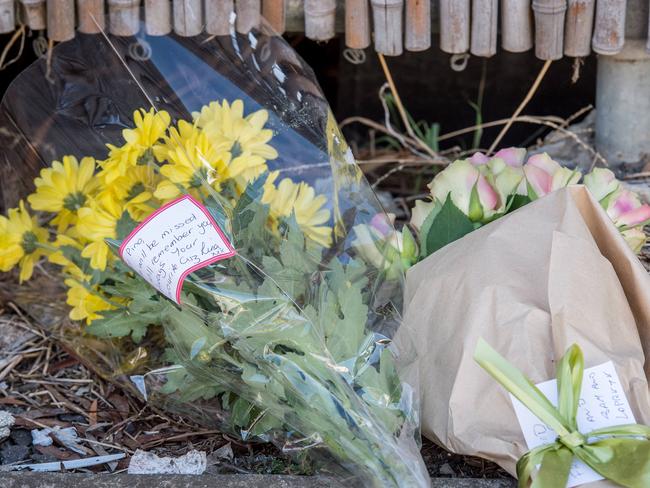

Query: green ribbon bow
<box><xmin>474</xmin><ymin>339</ymin><xmax>650</xmax><ymax>488</ymax></box>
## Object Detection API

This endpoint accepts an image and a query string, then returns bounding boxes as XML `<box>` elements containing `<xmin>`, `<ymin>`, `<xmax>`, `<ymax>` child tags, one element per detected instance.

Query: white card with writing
<box><xmin>120</xmin><ymin>195</ymin><xmax>236</xmax><ymax>304</ymax></box>
<box><xmin>510</xmin><ymin>361</ymin><xmax>635</xmax><ymax>487</ymax></box>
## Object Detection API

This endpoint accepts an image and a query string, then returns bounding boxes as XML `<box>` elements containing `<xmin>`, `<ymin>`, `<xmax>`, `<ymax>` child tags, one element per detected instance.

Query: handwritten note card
<box><xmin>120</xmin><ymin>195</ymin><xmax>235</xmax><ymax>304</ymax></box>
<box><xmin>510</xmin><ymin>361</ymin><xmax>635</xmax><ymax>487</ymax></box>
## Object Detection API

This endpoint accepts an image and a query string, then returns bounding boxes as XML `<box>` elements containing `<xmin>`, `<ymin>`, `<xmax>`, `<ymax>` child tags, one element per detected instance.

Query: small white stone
<box><xmin>0</xmin><ymin>410</ymin><xmax>15</xmax><ymax>442</ymax></box>
<box><xmin>128</xmin><ymin>449</ymin><xmax>207</xmax><ymax>475</ymax></box>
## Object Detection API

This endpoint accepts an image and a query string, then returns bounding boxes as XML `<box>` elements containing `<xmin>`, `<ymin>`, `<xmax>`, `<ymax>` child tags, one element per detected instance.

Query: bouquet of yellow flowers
<box><xmin>0</xmin><ymin>20</ymin><xmax>428</xmax><ymax>488</ymax></box>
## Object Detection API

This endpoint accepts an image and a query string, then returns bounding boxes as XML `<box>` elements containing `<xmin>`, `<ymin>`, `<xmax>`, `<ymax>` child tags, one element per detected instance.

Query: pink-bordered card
<box><xmin>119</xmin><ymin>195</ymin><xmax>236</xmax><ymax>304</ymax></box>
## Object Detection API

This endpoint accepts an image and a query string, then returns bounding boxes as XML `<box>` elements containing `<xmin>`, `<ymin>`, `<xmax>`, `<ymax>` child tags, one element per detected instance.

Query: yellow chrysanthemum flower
<box><xmin>154</xmin><ymin>120</ymin><xmax>230</xmax><ymax>201</ymax></box>
<box><xmin>193</xmin><ymin>100</ymin><xmax>277</xmax><ymax>186</ymax></box>
<box><xmin>27</xmin><ymin>156</ymin><xmax>100</xmax><ymax>232</ymax></box>
<box><xmin>64</xmin><ymin>279</ymin><xmax>114</xmax><ymax>324</ymax></box>
<box><xmin>76</xmin><ymin>195</ymin><xmax>123</xmax><ymax>271</ymax></box>
<box><xmin>100</xmin><ymin>165</ymin><xmax>158</xmax><ymax>222</ymax></box>
<box><xmin>0</xmin><ymin>201</ymin><xmax>50</xmax><ymax>282</ymax></box>
<box><xmin>262</xmin><ymin>172</ymin><xmax>332</xmax><ymax>247</ymax></box>
<box><xmin>101</xmin><ymin>108</ymin><xmax>171</xmax><ymax>183</ymax></box>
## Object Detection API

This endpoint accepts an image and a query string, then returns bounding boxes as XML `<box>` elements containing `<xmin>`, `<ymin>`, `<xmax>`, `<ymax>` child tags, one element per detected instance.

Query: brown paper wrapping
<box><xmin>401</xmin><ymin>186</ymin><xmax>650</xmax><ymax>483</ymax></box>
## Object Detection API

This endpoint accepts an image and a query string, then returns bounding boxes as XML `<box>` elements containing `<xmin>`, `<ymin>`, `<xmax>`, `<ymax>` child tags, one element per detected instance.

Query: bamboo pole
<box><xmin>47</xmin><ymin>0</ymin><xmax>75</xmax><ymax>41</ymax></box>
<box><xmin>439</xmin><ymin>0</ymin><xmax>470</xmax><ymax>54</ymax></box>
<box><xmin>592</xmin><ymin>0</ymin><xmax>626</xmax><ymax>54</ymax></box>
<box><xmin>21</xmin><ymin>0</ymin><xmax>46</xmax><ymax>30</ymax></box>
<box><xmin>77</xmin><ymin>0</ymin><xmax>105</xmax><ymax>33</ymax></box>
<box><xmin>174</xmin><ymin>0</ymin><xmax>203</xmax><ymax>36</ymax></box>
<box><xmin>405</xmin><ymin>0</ymin><xmax>430</xmax><ymax>51</ymax></box>
<box><xmin>0</xmin><ymin>0</ymin><xmax>15</xmax><ymax>33</ymax></box>
<box><xmin>206</xmin><ymin>0</ymin><xmax>233</xmax><ymax>35</ymax></box>
<box><xmin>145</xmin><ymin>0</ymin><xmax>172</xmax><ymax>35</ymax></box>
<box><xmin>304</xmin><ymin>0</ymin><xmax>336</xmax><ymax>41</ymax></box>
<box><xmin>262</xmin><ymin>0</ymin><xmax>285</xmax><ymax>34</ymax></box>
<box><xmin>371</xmin><ymin>0</ymin><xmax>403</xmax><ymax>56</ymax></box>
<box><xmin>501</xmin><ymin>0</ymin><xmax>533</xmax><ymax>52</ymax></box>
<box><xmin>470</xmin><ymin>0</ymin><xmax>498</xmax><ymax>57</ymax></box>
<box><xmin>564</xmin><ymin>0</ymin><xmax>595</xmax><ymax>57</ymax></box>
<box><xmin>532</xmin><ymin>0</ymin><xmax>566</xmax><ymax>59</ymax></box>
<box><xmin>345</xmin><ymin>0</ymin><xmax>370</xmax><ymax>49</ymax></box>
<box><xmin>108</xmin><ymin>0</ymin><xmax>140</xmax><ymax>36</ymax></box>
<box><xmin>236</xmin><ymin>0</ymin><xmax>261</xmax><ymax>34</ymax></box>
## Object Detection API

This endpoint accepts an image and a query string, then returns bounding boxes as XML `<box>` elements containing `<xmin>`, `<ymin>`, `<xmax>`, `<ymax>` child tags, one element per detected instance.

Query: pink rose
<box><xmin>523</xmin><ymin>153</ymin><xmax>580</xmax><ymax>199</ymax></box>
<box><xmin>428</xmin><ymin>159</ymin><xmax>499</xmax><ymax>223</ymax></box>
<box><xmin>607</xmin><ymin>189</ymin><xmax>650</xmax><ymax>227</ymax></box>
<box><xmin>493</xmin><ymin>147</ymin><xmax>526</xmax><ymax>167</ymax></box>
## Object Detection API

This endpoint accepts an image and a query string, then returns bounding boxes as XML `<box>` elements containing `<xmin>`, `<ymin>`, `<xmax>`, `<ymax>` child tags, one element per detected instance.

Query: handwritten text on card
<box><xmin>120</xmin><ymin>196</ymin><xmax>235</xmax><ymax>304</ymax></box>
<box><xmin>510</xmin><ymin>361</ymin><xmax>635</xmax><ymax>488</ymax></box>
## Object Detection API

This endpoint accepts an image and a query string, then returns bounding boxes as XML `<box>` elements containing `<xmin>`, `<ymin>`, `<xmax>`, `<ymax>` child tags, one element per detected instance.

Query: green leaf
<box><xmin>417</xmin><ymin>200</ymin><xmax>442</xmax><ymax>258</ymax></box>
<box><xmin>115</xmin><ymin>212</ymin><xmax>138</xmax><ymax>241</ymax></box>
<box><xmin>506</xmin><ymin>193</ymin><xmax>532</xmax><ymax>213</ymax></box>
<box><xmin>86</xmin><ymin>308</ymin><xmax>155</xmax><ymax>342</ymax></box>
<box><xmin>424</xmin><ymin>194</ymin><xmax>475</xmax><ymax>256</ymax></box>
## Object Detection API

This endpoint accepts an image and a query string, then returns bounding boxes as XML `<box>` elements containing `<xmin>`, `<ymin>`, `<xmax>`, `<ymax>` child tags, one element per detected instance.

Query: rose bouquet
<box><xmin>353</xmin><ymin>148</ymin><xmax>650</xmax><ymax>274</ymax></box>
<box><xmin>0</xmin><ymin>20</ymin><xmax>428</xmax><ymax>487</ymax></box>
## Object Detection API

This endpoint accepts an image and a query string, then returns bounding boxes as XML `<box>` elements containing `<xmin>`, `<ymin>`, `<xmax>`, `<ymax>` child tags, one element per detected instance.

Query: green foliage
<box><xmin>422</xmin><ymin>194</ymin><xmax>475</xmax><ymax>255</ymax></box>
<box><xmin>86</xmin><ymin>273</ymin><xmax>167</xmax><ymax>342</ymax></box>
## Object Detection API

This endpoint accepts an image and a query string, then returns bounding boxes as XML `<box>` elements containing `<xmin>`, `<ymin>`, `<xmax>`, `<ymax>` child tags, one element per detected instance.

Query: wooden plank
<box><xmin>21</xmin><ymin>0</ymin><xmax>47</xmax><ymax>30</ymax></box>
<box><xmin>532</xmin><ymin>0</ymin><xmax>567</xmax><ymax>59</ymax></box>
<box><xmin>304</xmin><ymin>0</ymin><xmax>336</xmax><ymax>41</ymax></box>
<box><xmin>236</xmin><ymin>0</ymin><xmax>261</xmax><ymax>33</ymax></box>
<box><xmin>405</xmin><ymin>0</ymin><xmax>431</xmax><ymax>51</ymax></box>
<box><xmin>345</xmin><ymin>0</ymin><xmax>370</xmax><ymax>48</ymax></box>
<box><xmin>592</xmin><ymin>0</ymin><xmax>626</xmax><ymax>54</ymax></box>
<box><xmin>564</xmin><ymin>0</ymin><xmax>595</xmax><ymax>57</ymax></box>
<box><xmin>263</xmin><ymin>0</ymin><xmax>286</xmax><ymax>33</ymax></box>
<box><xmin>108</xmin><ymin>0</ymin><xmax>140</xmax><ymax>36</ymax></box>
<box><xmin>371</xmin><ymin>0</ymin><xmax>403</xmax><ymax>56</ymax></box>
<box><xmin>502</xmin><ymin>0</ymin><xmax>533</xmax><ymax>52</ymax></box>
<box><xmin>47</xmin><ymin>0</ymin><xmax>75</xmax><ymax>41</ymax></box>
<box><xmin>440</xmin><ymin>0</ymin><xmax>470</xmax><ymax>53</ymax></box>
<box><xmin>145</xmin><ymin>0</ymin><xmax>172</xmax><ymax>35</ymax></box>
<box><xmin>77</xmin><ymin>0</ymin><xmax>105</xmax><ymax>34</ymax></box>
<box><xmin>206</xmin><ymin>0</ymin><xmax>233</xmax><ymax>35</ymax></box>
<box><xmin>471</xmin><ymin>0</ymin><xmax>498</xmax><ymax>57</ymax></box>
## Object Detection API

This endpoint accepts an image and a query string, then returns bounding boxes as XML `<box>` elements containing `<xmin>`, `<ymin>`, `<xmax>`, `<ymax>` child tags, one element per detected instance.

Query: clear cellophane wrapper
<box><xmin>0</xmin><ymin>12</ymin><xmax>429</xmax><ymax>487</ymax></box>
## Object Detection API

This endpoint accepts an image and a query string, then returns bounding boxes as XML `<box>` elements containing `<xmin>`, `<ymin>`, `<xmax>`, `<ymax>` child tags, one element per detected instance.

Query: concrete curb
<box><xmin>3</xmin><ymin>473</ymin><xmax>516</xmax><ymax>487</ymax></box>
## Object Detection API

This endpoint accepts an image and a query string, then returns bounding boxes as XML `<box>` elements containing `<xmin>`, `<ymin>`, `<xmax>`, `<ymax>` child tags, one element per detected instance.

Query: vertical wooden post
<box><xmin>262</xmin><ymin>0</ymin><xmax>285</xmax><ymax>34</ymax></box>
<box><xmin>304</xmin><ymin>0</ymin><xmax>336</xmax><ymax>41</ymax></box>
<box><xmin>440</xmin><ymin>0</ymin><xmax>470</xmax><ymax>54</ymax></box>
<box><xmin>145</xmin><ymin>0</ymin><xmax>172</xmax><ymax>35</ymax></box>
<box><xmin>206</xmin><ymin>0</ymin><xmax>233</xmax><ymax>35</ymax></box>
<box><xmin>21</xmin><ymin>0</ymin><xmax>47</xmax><ymax>30</ymax></box>
<box><xmin>78</xmin><ymin>0</ymin><xmax>105</xmax><ymax>33</ymax></box>
<box><xmin>0</xmin><ymin>0</ymin><xmax>15</xmax><ymax>33</ymax></box>
<box><xmin>592</xmin><ymin>0</ymin><xmax>626</xmax><ymax>54</ymax></box>
<box><xmin>564</xmin><ymin>0</ymin><xmax>595</xmax><ymax>57</ymax></box>
<box><xmin>371</xmin><ymin>0</ymin><xmax>404</xmax><ymax>56</ymax></box>
<box><xmin>345</xmin><ymin>0</ymin><xmax>370</xmax><ymax>48</ymax></box>
<box><xmin>236</xmin><ymin>0</ymin><xmax>261</xmax><ymax>34</ymax></box>
<box><xmin>174</xmin><ymin>0</ymin><xmax>203</xmax><ymax>36</ymax></box>
<box><xmin>108</xmin><ymin>0</ymin><xmax>140</xmax><ymax>36</ymax></box>
<box><xmin>532</xmin><ymin>0</ymin><xmax>566</xmax><ymax>59</ymax></box>
<box><xmin>647</xmin><ymin>6</ymin><xmax>650</xmax><ymax>53</ymax></box>
<box><xmin>47</xmin><ymin>0</ymin><xmax>75</xmax><ymax>41</ymax></box>
<box><xmin>502</xmin><ymin>0</ymin><xmax>533</xmax><ymax>52</ymax></box>
<box><xmin>405</xmin><ymin>0</ymin><xmax>430</xmax><ymax>51</ymax></box>
<box><xmin>471</xmin><ymin>0</ymin><xmax>498</xmax><ymax>57</ymax></box>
